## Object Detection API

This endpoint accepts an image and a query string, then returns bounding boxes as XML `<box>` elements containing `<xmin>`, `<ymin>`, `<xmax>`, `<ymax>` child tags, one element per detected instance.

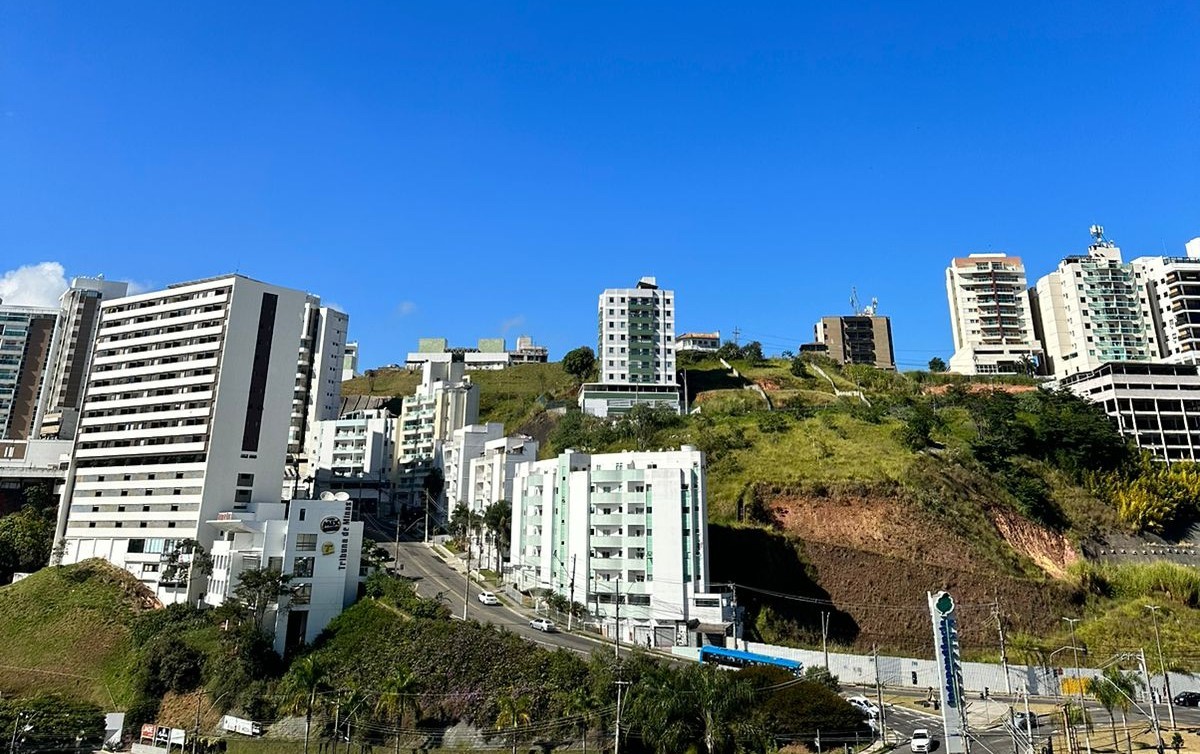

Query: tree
<box><xmin>233</xmin><ymin>567</ymin><xmax>295</xmax><ymax>632</ymax></box>
<box><xmin>716</xmin><ymin>341</ymin><xmax>741</xmax><ymax>361</ymax></box>
<box><xmin>1088</xmin><ymin>667</ymin><xmax>1140</xmax><ymax>753</ymax></box>
<box><xmin>741</xmin><ymin>341</ymin><xmax>764</xmax><ymax>363</ymax></box>
<box><xmin>0</xmin><ymin>694</ymin><xmax>105</xmax><ymax>754</ymax></box>
<box><xmin>495</xmin><ymin>690</ymin><xmax>532</xmax><ymax>754</ymax></box>
<box><xmin>928</xmin><ymin>357</ymin><xmax>948</xmax><ymax>372</ymax></box>
<box><xmin>0</xmin><ymin>484</ymin><xmax>56</xmax><ymax>584</ymax></box>
<box><xmin>280</xmin><ymin>656</ymin><xmax>328</xmax><ymax>754</ymax></box>
<box><xmin>483</xmin><ymin>500</ymin><xmax>512</xmax><ymax>573</ymax></box>
<box><xmin>619</xmin><ymin>403</ymin><xmax>681</xmax><ymax>450</ymax></box>
<box><xmin>159</xmin><ymin>538</ymin><xmax>213</xmax><ymax>592</ymax></box>
<box><xmin>562</xmin><ymin>347</ymin><xmax>597</xmax><ymax>382</ymax></box>
<box><xmin>628</xmin><ymin>663</ymin><xmax>756</xmax><ymax>754</ymax></box>
<box><xmin>375</xmin><ymin>668</ymin><xmax>421</xmax><ymax>754</ymax></box>
<box><xmin>789</xmin><ymin>357</ymin><xmax>808</xmax><ymax>378</ymax></box>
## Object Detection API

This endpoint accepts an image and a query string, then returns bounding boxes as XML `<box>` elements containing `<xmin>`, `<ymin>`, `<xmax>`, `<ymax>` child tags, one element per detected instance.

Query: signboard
<box><xmin>928</xmin><ymin>591</ymin><xmax>969</xmax><ymax>754</ymax></box>
<box><xmin>337</xmin><ymin>499</ymin><xmax>352</xmax><ymax>571</ymax></box>
<box><xmin>140</xmin><ymin>724</ymin><xmax>157</xmax><ymax>743</ymax></box>
<box><xmin>220</xmin><ymin>715</ymin><xmax>263</xmax><ymax>737</ymax></box>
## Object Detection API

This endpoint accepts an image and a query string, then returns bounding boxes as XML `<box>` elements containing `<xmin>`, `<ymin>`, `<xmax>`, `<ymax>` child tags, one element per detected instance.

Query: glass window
<box><xmin>295</xmin><ymin>533</ymin><xmax>317</xmax><ymax>551</ymax></box>
<box><xmin>292</xmin><ymin>556</ymin><xmax>315</xmax><ymax>578</ymax></box>
<box><xmin>292</xmin><ymin>584</ymin><xmax>312</xmax><ymax>605</ymax></box>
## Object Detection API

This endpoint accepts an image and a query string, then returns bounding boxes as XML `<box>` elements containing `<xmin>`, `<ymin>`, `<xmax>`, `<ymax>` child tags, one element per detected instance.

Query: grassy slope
<box><xmin>0</xmin><ymin>559</ymin><xmax>150</xmax><ymax>706</ymax></box>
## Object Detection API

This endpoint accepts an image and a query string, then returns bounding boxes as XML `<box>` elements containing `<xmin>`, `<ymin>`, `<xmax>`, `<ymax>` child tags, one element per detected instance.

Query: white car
<box><xmin>477</xmin><ymin>591</ymin><xmax>500</xmax><ymax>605</ymax></box>
<box><xmin>847</xmin><ymin>695</ymin><xmax>880</xmax><ymax>718</ymax></box>
<box><xmin>910</xmin><ymin>729</ymin><xmax>932</xmax><ymax>753</ymax></box>
<box><xmin>529</xmin><ymin>618</ymin><xmax>557</xmax><ymax>632</ymax></box>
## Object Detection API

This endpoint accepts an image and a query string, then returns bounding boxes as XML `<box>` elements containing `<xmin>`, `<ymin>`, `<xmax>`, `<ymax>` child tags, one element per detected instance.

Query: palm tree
<box><xmin>1088</xmin><ymin>673</ymin><xmax>1123</xmax><ymax>751</ymax></box>
<box><xmin>337</xmin><ymin>685</ymin><xmax>368</xmax><ymax>754</ymax></box>
<box><xmin>374</xmin><ymin>668</ymin><xmax>421</xmax><ymax>754</ymax></box>
<box><xmin>279</xmin><ymin>656</ymin><xmax>327</xmax><ymax>754</ymax></box>
<box><xmin>495</xmin><ymin>690</ymin><xmax>532</xmax><ymax>754</ymax></box>
<box><xmin>563</xmin><ymin>686</ymin><xmax>593</xmax><ymax>754</ymax></box>
<box><xmin>630</xmin><ymin>664</ymin><xmax>755</xmax><ymax>754</ymax></box>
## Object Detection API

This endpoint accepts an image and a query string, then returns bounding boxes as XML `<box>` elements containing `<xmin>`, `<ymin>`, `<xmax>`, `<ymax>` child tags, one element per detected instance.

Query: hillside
<box><xmin>0</xmin><ymin>559</ymin><xmax>158</xmax><ymax>706</ymax></box>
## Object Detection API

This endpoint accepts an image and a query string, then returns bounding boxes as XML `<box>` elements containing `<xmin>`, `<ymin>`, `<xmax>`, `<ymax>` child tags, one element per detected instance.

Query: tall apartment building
<box><xmin>466</xmin><ymin>434</ymin><xmax>538</xmax><ymax>516</ymax></box>
<box><xmin>1031</xmin><ymin>228</ymin><xmax>1152</xmax><ymax>378</ymax></box>
<box><xmin>510</xmin><ymin>447</ymin><xmax>734</xmax><ymax>648</ymax></box>
<box><xmin>946</xmin><ymin>253</ymin><xmax>1043</xmax><ymax>375</ymax></box>
<box><xmin>0</xmin><ymin>303</ymin><xmax>58</xmax><ymax>441</ymax></box>
<box><xmin>1131</xmin><ymin>238</ymin><xmax>1200</xmax><ymax>365</ymax></box>
<box><xmin>813</xmin><ymin>315</ymin><xmax>896</xmax><ymax>370</ymax></box>
<box><xmin>398</xmin><ymin>359</ymin><xmax>479</xmax><ymax>463</ymax></box>
<box><xmin>580</xmin><ymin>277</ymin><xmax>682</xmax><ymax>417</ymax></box>
<box><xmin>441</xmin><ymin>422</ymin><xmax>504</xmax><ymax>509</ymax></box>
<box><xmin>55</xmin><ymin>274</ymin><xmax>345</xmax><ymax>604</ymax></box>
<box><xmin>341</xmin><ymin>341</ymin><xmax>359</xmax><ymax>381</ymax></box>
<box><xmin>288</xmin><ymin>301</ymin><xmax>347</xmax><ymax>470</ymax></box>
<box><xmin>33</xmin><ymin>277</ymin><xmax>131</xmax><ymax>440</ymax></box>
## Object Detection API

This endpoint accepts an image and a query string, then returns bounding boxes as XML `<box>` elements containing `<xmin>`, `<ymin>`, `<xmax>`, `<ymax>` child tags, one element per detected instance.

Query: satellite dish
<box><xmin>319</xmin><ymin>491</ymin><xmax>336</xmax><ymax>501</ymax></box>
<box><xmin>334</xmin><ymin>491</ymin><xmax>351</xmax><ymax>502</ymax></box>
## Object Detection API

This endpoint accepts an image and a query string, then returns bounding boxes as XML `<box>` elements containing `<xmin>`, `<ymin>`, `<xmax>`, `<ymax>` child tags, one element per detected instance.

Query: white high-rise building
<box><xmin>289</xmin><ymin>301</ymin><xmax>348</xmax><ymax>470</ymax></box>
<box><xmin>440</xmin><ymin>422</ymin><xmax>504</xmax><ymax>510</ymax></box>
<box><xmin>466</xmin><ymin>434</ymin><xmax>538</xmax><ymax>515</ymax></box>
<box><xmin>33</xmin><ymin>277</ymin><xmax>131</xmax><ymax>441</ymax></box>
<box><xmin>510</xmin><ymin>447</ymin><xmax>734</xmax><ymax>648</ymax></box>
<box><xmin>1031</xmin><ymin>227</ymin><xmax>1153</xmax><ymax>378</ymax></box>
<box><xmin>398</xmin><ymin>359</ymin><xmax>478</xmax><ymax>463</ymax></box>
<box><xmin>1131</xmin><ymin>238</ymin><xmax>1200</xmax><ymax>365</ymax></box>
<box><xmin>946</xmin><ymin>253</ymin><xmax>1042</xmax><ymax>375</ymax></box>
<box><xmin>580</xmin><ymin>277</ymin><xmax>682</xmax><ymax>417</ymax></box>
<box><xmin>55</xmin><ymin>274</ymin><xmax>346</xmax><ymax>604</ymax></box>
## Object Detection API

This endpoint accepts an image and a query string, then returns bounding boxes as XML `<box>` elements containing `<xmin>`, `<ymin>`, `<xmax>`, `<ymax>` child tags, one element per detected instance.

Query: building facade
<box><xmin>32</xmin><ymin>277</ymin><xmax>131</xmax><ymax>441</ymax></box>
<box><xmin>580</xmin><ymin>277</ymin><xmax>682</xmax><ymax>417</ymax></box>
<box><xmin>466</xmin><ymin>434</ymin><xmax>538</xmax><ymax>515</ymax></box>
<box><xmin>1131</xmin><ymin>239</ymin><xmax>1200</xmax><ymax>365</ymax></box>
<box><xmin>205</xmin><ymin>496</ymin><xmax>363</xmax><ymax>654</ymax></box>
<box><xmin>341</xmin><ymin>341</ymin><xmax>359</xmax><ymax>382</ymax></box>
<box><xmin>440</xmin><ymin>422</ymin><xmax>504</xmax><ymax>509</ymax></box>
<box><xmin>675</xmin><ymin>332</ymin><xmax>721</xmax><ymax>353</ymax></box>
<box><xmin>813</xmin><ymin>315</ymin><xmax>896</xmax><ymax>370</ymax></box>
<box><xmin>309</xmin><ymin>408</ymin><xmax>395</xmax><ymax>512</ymax></box>
<box><xmin>406</xmin><ymin>336</ymin><xmax>549</xmax><ymax>371</ymax></box>
<box><xmin>1032</xmin><ymin>228</ymin><xmax>1152</xmax><ymax>378</ymax></box>
<box><xmin>398</xmin><ymin>359</ymin><xmax>479</xmax><ymax>463</ymax></box>
<box><xmin>510</xmin><ymin>447</ymin><xmax>734</xmax><ymax>647</ymax></box>
<box><xmin>1057</xmin><ymin>361</ymin><xmax>1200</xmax><ymax>463</ymax></box>
<box><xmin>55</xmin><ymin>274</ymin><xmax>343</xmax><ymax>604</ymax></box>
<box><xmin>946</xmin><ymin>253</ymin><xmax>1043</xmax><ymax>375</ymax></box>
<box><xmin>287</xmin><ymin>301</ymin><xmax>348</xmax><ymax>474</ymax></box>
<box><xmin>0</xmin><ymin>304</ymin><xmax>59</xmax><ymax>441</ymax></box>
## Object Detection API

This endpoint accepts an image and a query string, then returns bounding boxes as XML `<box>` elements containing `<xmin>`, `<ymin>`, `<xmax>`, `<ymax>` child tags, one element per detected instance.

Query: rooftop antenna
<box><xmin>850</xmin><ymin>287</ymin><xmax>860</xmax><ymax>315</ymax></box>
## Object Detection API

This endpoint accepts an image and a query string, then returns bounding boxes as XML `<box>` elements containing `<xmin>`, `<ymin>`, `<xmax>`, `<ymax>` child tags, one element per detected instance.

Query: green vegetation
<box><xmin>341</xmin><ymin>367</ymin><xmax>421</xmax><ymax>397</ymax></box>
<box><xmin>0</xmin><ymin>483</ymin><xmax>57</xmax><ymax>585</ymax></box>
<box><xmin>0</xmin><ymin>694</ymin><xmax>106</xmax><ymax>753</ymax></box>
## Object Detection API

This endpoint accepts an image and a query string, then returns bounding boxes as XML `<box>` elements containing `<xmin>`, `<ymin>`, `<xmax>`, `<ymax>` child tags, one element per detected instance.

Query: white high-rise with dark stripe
<box><xmin>55</xmin><ymin>274</ymin><xmax>346</xmax><ymax>604</ymax></box>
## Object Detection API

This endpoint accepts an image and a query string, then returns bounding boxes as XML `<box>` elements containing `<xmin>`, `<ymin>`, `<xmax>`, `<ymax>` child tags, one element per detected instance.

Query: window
<box><xmin>234</xmin><ymin>489</ymin><xmax>252</xmax><ymax>503</ymax></box>
<box><xmin>295</xmin><ymin>534</ymin><xmax>317</xmax><ymax>551</ymax></box>
<box><xmin>292</xmin><ymin>584</ymin><xmax>312</xmax><ymax>605</ymax></box>
<box><xmin>128</xmin><ymin>539</ymin><xmax>146</xmax><ymax>553</ymax></box>
<box><xmin>267</xmin><ymin>556</ymin><xmax>283</xmax><ymax>572</ymax></box>
<box><xmin>293</xmin><ymin>556</ymin><xmax>315</xmax><ymax>578</ymax></box>
<box><xmin>298</xmin><ymin>507</ymin><xmax>306</xmax><ymax>521</ymax></box>
<box><xmin>236</xmin><ymin>473</ymin><xmax>255</xmax><ymax>487</ymax></box>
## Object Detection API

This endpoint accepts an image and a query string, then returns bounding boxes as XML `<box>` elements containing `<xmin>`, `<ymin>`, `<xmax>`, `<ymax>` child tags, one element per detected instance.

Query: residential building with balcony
<box><xmin>510</xmin><ymin>447</ymin><xmax>735</xmax><ymax>648</ymax></box>
<box><xmin>310</xmin><ymin>408</ymin><xmax>395</xmax><ymax>512</ymax></box>
<box><xmin>1131</xmin><ymin>238</ymin><xmax>1200</xmax><ymax>365</ymax></box>
<box><xmin>1057</xmin><ymin>361</ymin><xmax>1200</xmax><ymax>463</ymax></box>
<box><xmin>1032</xmin><ymin>227</ymin><xmax>1153</xmax><ymax>378</ymax></box>
<box><xmin>812</xmin><ymin>315</ymin><xmax>895</xmax><ymax>370</ymax></box>
<box><xmin>946</xmin><ymin>253</ymin><xmax>1043</xmax><ymax>375</ymax></box>
<box><xmin>55</xmin><ymin>274</ymin><xmax>343</xmax><ymax>605</ymax></box>
<box><xmin>398</xmin><ymin>359</ymin><xmax>478</xmax><ymax>464</ymax></box>
<box><xmin>467</xmin><ymin>433</ymin><xmax>539</xmax><ymax>515</ymax></box>
<box><xmin>580</xmin><ymin>277</ymin><xmax>682</xmax><ymax>417</ymax></box>
<box><xmin>287</xmin><ymin>300</ymin><xmax>347</xmax><ymax>476</ymax></box>
<box><xmin>204</xmin><ymin>496</ymin><xmax>363</xmax><ymax>654</ymax></box>
<box><xmin>32</xmin><ymin>277</ymin><xmax>130</xmax><ymax>441</ymax></box>
<box><xmin>0</xmin><ymin>303</ymin><xmax>58</xmax><ymax>441</ymax></box>
<box><xmin>440</xmin><ymin>422</ymin><xmax>504</xmax><ymax>509</ymax></box>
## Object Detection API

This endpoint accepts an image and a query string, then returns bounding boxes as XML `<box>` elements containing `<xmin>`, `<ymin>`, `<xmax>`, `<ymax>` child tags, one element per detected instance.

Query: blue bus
<box><xmin>699</xmin><ymin>645</ymin><xmax>803</xmax><ymax>675</ymax></box>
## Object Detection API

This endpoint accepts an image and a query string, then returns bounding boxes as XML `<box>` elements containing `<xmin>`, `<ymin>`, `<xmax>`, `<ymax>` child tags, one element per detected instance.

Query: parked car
<box><xmin>1007</xmin><ymin>712</ymin><xmax>1040</xmax><ymax>731</ymax></box>
<box><xmin>529</xmin><ymin>618</ymin><xmax>557</xmax><ymax>632</ymax></box>
<box><xmin>847</xmin><ymin>695</ymin><xmax>880</xmax><ymax>718</ymax></box>
<box><xmin>1173</xmin><ymin>691</ymin><xmax>1200</xmax><ymax>707</ymax></box>
<box><xmin>910</xmin><ymin>729</ymin><xmax>932</xmax><ymax>753</ymax></box>
<box><xmin>477</xmin><ymin>591</ymin><xmax>500</xmax><ymax>605</ymax></box>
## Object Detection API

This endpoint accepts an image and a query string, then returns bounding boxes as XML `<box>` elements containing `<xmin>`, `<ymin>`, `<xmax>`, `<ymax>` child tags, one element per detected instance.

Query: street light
<box><xmin>1064</xmin><ymin>617</ymin><xmax>1092</xmax><ymax>754</ymax></box>
<box><xmin>1146</xmin><ymin>605</ymin><xmax>1176</xmax><ymax>730</ymax></box>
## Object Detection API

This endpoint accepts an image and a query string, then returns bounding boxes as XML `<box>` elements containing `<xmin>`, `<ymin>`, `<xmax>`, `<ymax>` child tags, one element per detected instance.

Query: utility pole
<box><xmin>995</xmin><ymin>599</ymin><xmax>1012</xmax><ymax>695</ymax></box>
<box><xmin>731</xmin><ymin>584</ymin><xmax>741</xmax><ymax>650</ymax></box>
<box><xmin>423</xmin><ymin>490</ymin><xmax>431</xmax><ymax>544</ymax></box>
<box><xmin>567</xmin><ymin>555</ymin><xmax>577</xmax><ymax>631</ymax></box>
<box><xmin>614</xmin><ymin>680</ymin><xmax>630</xmax><ymax>754</ymax></box>
<box><xmin>1023</xmin><ymin>687</ymin><xmax>1035</xmax><ymax>754</ymax></box>
<box><xmin>1146</xmin><ymin>605</ymin><xmax>1176</xmax><ymax>730</ymax></box>
<box><xmin>393</xmin><ymin>510</ymin><xmax>401</xmax><ymax>572</ymax></box>
<box><xmin>1139</xmin><ymin>648</ymin><xmax>1165</xmax><ymax>753</ymax></box>
<box><xmin>732</xmin><ymin>326</ymin><xmax>741</xmax><ymax>347</ymax></box>
<box><xmin>1063</xmin><ymin>618</ymin><xmax>1092</xmax><ymax>754</ymax></box>
<box><xmin>873</xmin><ymin>644</ymin><xmax>887</xmax><ymax>745</ymax></box>
<box><xmin>614</xmin><ymin>577</ymin><xmax>621</xmax><ymax>660</ymax></box>
<box><xmin>821</xmin><ymin>611</ymin><xmax>831</xmax><ymax>671</ymax></box>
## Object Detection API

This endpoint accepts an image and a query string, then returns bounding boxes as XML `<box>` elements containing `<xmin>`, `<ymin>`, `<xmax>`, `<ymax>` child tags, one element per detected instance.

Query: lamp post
<box><xmin>1063</xmin><ymin>617</ymin><xmax>1092</xmax><ymax>754</ymax></box>
<box><xmin>1146</xmin><ymin>605</ymin><xmax>1176</xmax><ymax>730</ymax></box>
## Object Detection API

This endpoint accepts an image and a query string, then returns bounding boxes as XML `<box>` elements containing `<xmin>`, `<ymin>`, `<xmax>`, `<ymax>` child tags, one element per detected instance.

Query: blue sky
<box><xmin>3</xmin><ymin>3</ymin><xmax>1197</xmax><ymax>370</ymax></box>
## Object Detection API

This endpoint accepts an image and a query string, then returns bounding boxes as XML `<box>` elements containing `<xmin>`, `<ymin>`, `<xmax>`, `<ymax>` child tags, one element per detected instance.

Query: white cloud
<box><xmin>500</xmin><ymin>315</ymin><xmax>525</xmax><ymax>334</ymax></box>
<box><xmin>397</xmin><ymin>301</ymin><xmax>417</xmax><ymax>317</ymax></box>
<box><xmin>0</xmin><ymin>262</ymin><xmax>68</xmax><ymax>307</ymax></box>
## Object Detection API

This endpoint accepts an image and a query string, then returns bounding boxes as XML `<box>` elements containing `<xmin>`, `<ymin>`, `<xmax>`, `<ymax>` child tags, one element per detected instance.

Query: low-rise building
<box><xmin>510</xmin><ymin>447</ymin><xmax>734</xmax><ymax>648</ymax></box>
<box><xmin>676</xmin><ymin>332</ymin><xmax>721</xmax><ymax>353</ymax></box>
<box><xmin>511</xmin><ymin>335</ymin><xmax>549</xmax><ymax>364</ymax></box>
<box><xmin>1058</xmin><ymin>361</ymin><xmax>1200</xmax><ymax>463</ymax></box>
<box><xmin>441</xmin><ymin>422</ymin><xmax>505</xmax><ymax>509</ymax></box>
<box><xmin>467</xmin><ymin>434</ymin><xmax>538</xmax><ymax>515</ymax></box>
<box><xmin>342</xmin><ymin>342</ymin><xmax>359</xmax><ymax>381</ymax></box>
<box><xmin>406</xmin><ymin>336</ymin><xmax>549</xmax><ymax>371</ymax></box>
<box><xmin>205</xmin><ymin>495</ymin><xmax>363</xmax><ymax>655</ymax></box>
